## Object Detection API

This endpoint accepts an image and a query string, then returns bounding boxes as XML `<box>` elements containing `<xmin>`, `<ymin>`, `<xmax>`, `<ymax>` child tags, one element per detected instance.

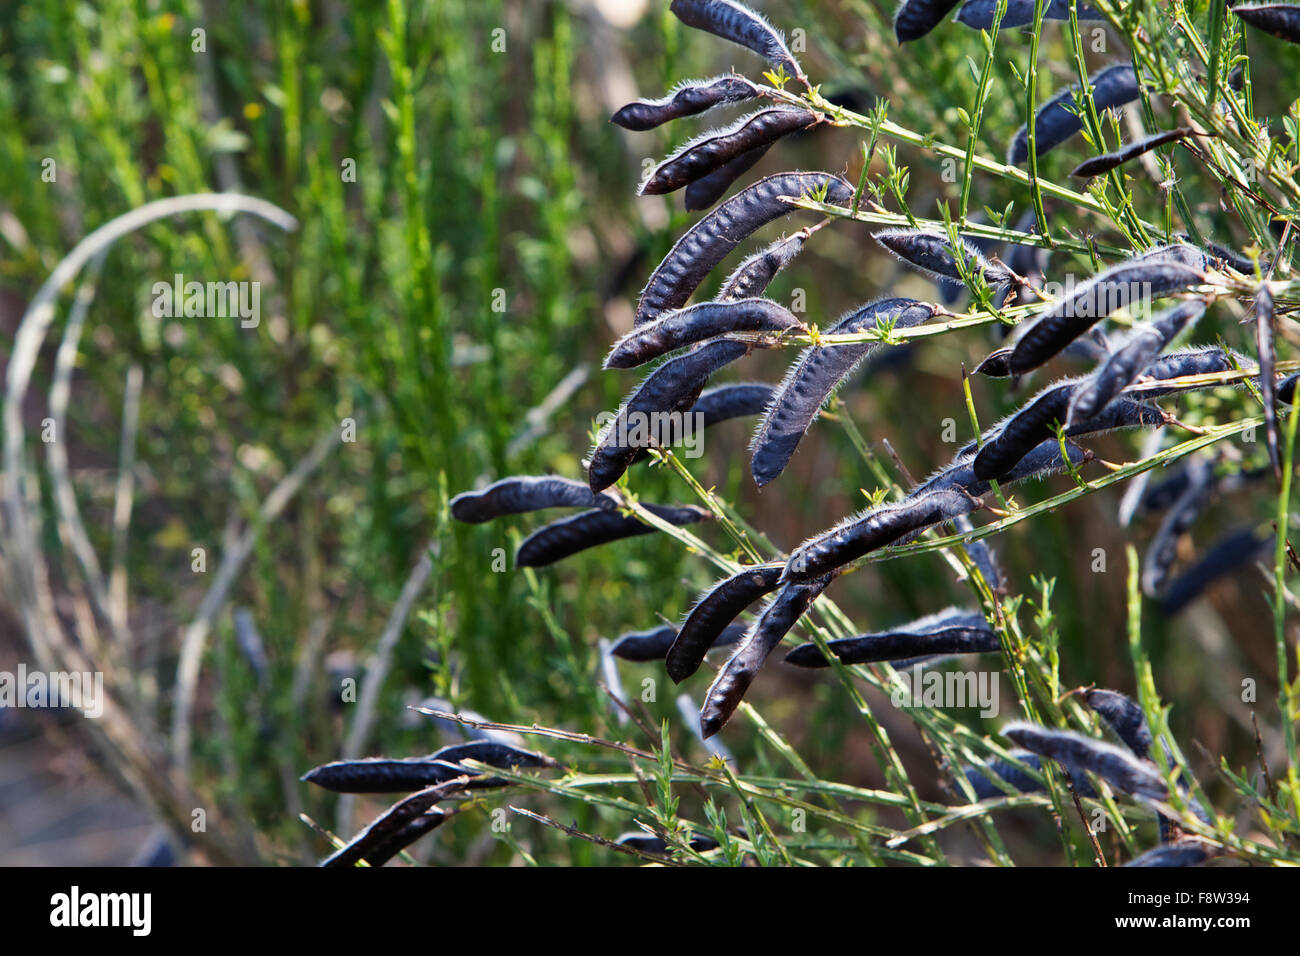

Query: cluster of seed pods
<box><xmin>425</xmin><ymin>0</ymin><xmax>1299</xmax><ymax>864</ymax></box>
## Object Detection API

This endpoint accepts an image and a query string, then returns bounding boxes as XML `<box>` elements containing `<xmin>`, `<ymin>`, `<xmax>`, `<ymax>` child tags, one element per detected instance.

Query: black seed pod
<box><xmin>784</xmin><ymin>608</ymin><xmax>995</xmax><ymax>667</ymax></box>
<box><xmin>699</xmin><ymin>577</ymin><xmax>831</xmax><ymax>737</ymax></box>
<box><xmin>636</xmin><ymin>172</ymin><xmax>853</xmax><ymax>326</ymax></box>
<box><xmin>1159</xmin><ymin>525</ymin><xmax>1274</xmax><ymax>616</ymax></box>
<box><xmin>450</xmin><ymin>475</ymin><xmax>615</xmax><ymax>524</ymax></box>
<box><xmin>611</xmin><ymin>75</ymin><xmax>758</xmax><ymax>131</ymax></box>
<box><xmin>718</xmin><ymin>233</ymin><xmax>807</xmax><ymax>301</ymax></box>
<box><xmin>894</xmin><ymin>0</ymin><xmax>963</xmax><ymax>41</ymax></box>
<box><xmin>1125</xmin><ymin>841</ymin><xmax>1209</xmax><ymax>867</ymax></box>
<box><xmin>670</xmin><ymin>0</ymin><xmax>804</xmax><ymax>77</ymax></box>
<box><xmin>1232</xmin><ymin>3</ymin><xmax>1300</xmax><ymax>43</ymax></box>
<box><xmin>666</xmin><ymin>564</ymin><xmax>784</xmax><ymax>682</ymax></box>
<box><xmin>684</xmin><ymin>141</ymin><xmax>774</xmax><ymax>211</ymax></box>
<box><xmin>1008</xmin><ymin>259</ymin><xmax>1202</xmax><ymax>374</ymax></box>
<box><xmin>873</xmin><ymin>228</ymin><xmax>1013</xmax><ymax>287</ymax></box>
<box><xmin>1007</xmin><ymin>64</ymin><xmax>1141</xmax><ymax>166</ymax></box>
<box><xmin>641</xmin><ymin>108</ymin><xmax>817</xmax><ymax>196</ymax></box>
<box><xmin>1083</xmin><ymin>689</ymin><xmax>1153</xmax><ymax>759</ymax></box>
<box><xmin>750</xmin><ymin>298</ymin><xmax>935</xmax><ymax>486</ymax></box>
<box><xmin>1003</xmin><ymin>722</ymin><xmax>1168</xmax><ymax>801</ymax></box>
<box><xmin>1071</xmin><ymin>127</ymin><xmax>1194</xmax><ymax>178</ymax></box>
<box><xmin>609</xmin><ymin>622</ymin><xmax>748</xmax><ymax>661</ymax></box>
<box><xmin>956</xmin><ymin>0</ymin><xmax>1102</xmax><ymax>29</ymax></box>
<box><xmin>516</xmin><ymin>503</ymin><xmax>708</xmax><ymax>567</ymax></box>
<box><xmin>605</xmin><ymin>298</ymin><xmax>805</xmax><ymax>369</ymax></box>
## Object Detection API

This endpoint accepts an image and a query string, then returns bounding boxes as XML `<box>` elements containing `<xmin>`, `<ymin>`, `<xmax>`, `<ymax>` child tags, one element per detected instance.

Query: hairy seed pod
<box><xmin>784</xmin><ymin>608</ymin><xmax>995</xmax><ymax>667</ymax></box>
<box><xmin>718</xmin><ymin>233</ymin><xmax>808</xmax><ymax>301</ymax></box>
<box><xmin>590</xmin><ymin>339</ymin><xmax>749</xmax><ymax>492</ymax></box>
<box><xmin>611</xmin><ymin>75</ymin><xmax>758</xmax><ymax>131</ymax></box>
<box><xmin>629</xmin><ymin>382</ymin><xmax>777</xmax><ymax>467</ymax></box>
<box><xmin>684</xmin><ymin>141</ymin><xmax>773</xmax><ymax>211</ymax></box>
<box><xmin>321</xmin><ymin>780</ymin><xmax>467</xmax><ymax>867</ymax></box>
<box><xmin>1232</xmin><ymin>3</ymin><xmax>1300</xmax><ymax>43</ymax></box>
<box><xmin>642</xmin><ymin>108</ymin><xmax>817</xmax><ymax>196</ymax></box>
<box><xmin>666</xmin><ymin>564</ymin><xmax>784</xmax><ymax>682</ymax></box>
<box><xmin>450</xmin><ymin>475</ymin><xmax>615</xmax><ymax>524</ymax></box>
<box><xmin>1070</xmin><ymin>127</ymin><xmax>1194</xmax><ymax>178</ymax></box>
<box><xmin>605</xmin><ymin>298</ymin><xmax>805</xmax><ymax>369</ymax></box>
<box><xmin>1008</xmin><ymin>64</ymin><xmax>1141</xmax><ymax>166</ymax></box>
<box><xmin>1083</xmin><ymin>689</ymin><xmax>1152</xmax><ymax>759</ymax></box>
<box><xmin>616</xmin><ymin>832</ymin><xmax>721</xmax><ymax>854</ymax></box>
<box><xmin>1125</xmin><ymin>840</ymin><xmax>1209</xmax><ymax>867</ymax></box>
<box><xmin>1194</xmin><ymin>237</ymin><xmax>1260</xmax><ymax>275</ymax></box>
<box><xmin>1134</xmin><ymin>346</ymin><xmax>1240</xmax><ymax>394</ymax></box>
<box><xmin>923</xmin><ymin>433</ymin><xmax>1090</xmax><ymax>502</ymax></box>
<box><xmin>964</xmin><ymin>752</ymin><xmax>1046</xmax><ymax>799</ymax></box>
<box><xmin>610</xmin><ymin>622</ymin><xmax>748</xmax><ymax>661</ymax></box>
<box><xmin>699</xmin><ymin>577</ymin><xmax>831</xmax><ymax>737</ymax></box>
<box><xmin>636</xmin><ymin>172</ymin><xmax>853</xmax><ymax>326</ymax></box>
<box><xmin>362</xmin><ymin>811</ymin><xmax>448</xmax><ymax>866</ymax></box>
<box><xmin>894</xmin><ymin>0</ymin><xmax>963</xmax><ymax>41</ymax></box>
<box><xmin>516</xmin><ymin>503</ymin><xmax>707</xmax><ymax>567</ymax></box>
<box><xmin>670</xmin><ymin>0</ymin><xmax>804</xmax><ymax>77</ymax></box>
<box><xmin>956</xmin><ymin>0</ymin><xmax>1101</xmax><ymax>29</ymax></box>
<box><xmin>1003</xmin><ymin>722</ymin><xmax>1168</xmax><ymax>801</ymax></box>
<box><xmin>750</xmin><ymin>298</ymin><xmax>935</xmax><ymax>486</ymax></box>
<box><xmin>1008</xmin><ymin>259</ymin><xmax>1203</xmax><ymax>374</ymax></box>
<box><xmin>1256</xmin><ymin>287</ymin><xmax>1281</xmax><ymax>479</ymax></box>
<box><xmin>1142</xmin><ymin>457</ymin><xmax>1213</xmax><ymax>598</ymax></box>
<box><xmin>1133</xmin><ymin>241</ymin><xmax>1211</xmax><ymax>270</ymax></box>
<box><xmin>783</xmin><ymin>486</ymin><xmax>976</xmax><ymax>583</ymax></box>
<box><xmin>302</xmin><ymin>757</ymin><xmax>478</xmax><ymax>794</ymax></box>
<box><xmin>1066</xmin><ymin>301</ymin><xmax>1207</xmax><ymax>424</ymax></box>
<box><xmin>692</xmin><ymin>382</ymin><xmax>777</xmax><ymax>424</ymax></box>
<box><xmin>430</xmin><ymin>740</ymin><xmax>559</xmax><ymax>771</ymax></box>
<box><xmin>873</xmin><ymin>228</ymin><xmax>1013</xmax><ymax>287</ymax></box>
<box><xmin>1159</xmin><ymin>525</ymin><xmax>1274</xmax><ymax>616</ymax></box>
<box><xmin>975</xmin><ymin>347</ymin><xmax>1015</xmax><ymax>378</ymax></box>
<box><xmin>1279</xmin><ymin>371</ymin><xmax>1300</xmax><ymax>406</ymax></box>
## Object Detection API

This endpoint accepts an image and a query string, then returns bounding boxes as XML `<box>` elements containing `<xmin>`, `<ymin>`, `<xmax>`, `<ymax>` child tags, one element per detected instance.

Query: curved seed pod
<box><xmin>611</xmin><ymin>75</ymin><xmax>758</xmax><ymax>131</ymax></box>
<box><xmin>610</xmin><ymin>622</ymin><xmax>748</xmax><ymax>662</ymax></box>
<box><xmin>873</xmin><ymin>228</ymin><xmax>1013</xmax><ymax>287</ymax></box>
<box><xmin>1135</xmin><ymin>345</ymin><xmax>1240</xmax><ymax>392</ymax></box>
<box><xmin>784</xmin><ymin>608</ymin><xmax>995</xmax><ymax>667</ymax></box>
<box><xmin>450</xmin><ymin>475</ymin><xmax>615</xmax><ymax>524</ymax></box>
<box><xmin>670</xmin><ymin>0</ymin><xmax>803</xmax><ymax>77</ymax></box>
<box><xmin>431</xmin><ymin>740</ymin><xmax>559</xmax><ymax>771</ymax></box>
<box><xmin>1232</xmin><ymin>3</ymin><xmax>1300</xmax><ymax>43</ymax></box>
<box><xmin>692</xmin><ymin>382</ymin><xmax>777</xmax><ymax>424</ymax></box>
<box><xmin>590</xmin><ymin>339</ymin><xmax>748</xmax><ymax>492</ymax></box>
<box><xmin>894</xmin><ymin>0</ymin><xmax>963</xmax><ymax>41</ymax></box>
<box><xmin>750</xmin><ymin>298</ymin><xmax>936</xmax><ymax>486</ymax></box>
<box><xmin>667</xmin><ymin>564</ymin><xmax>784</xmax><ymax>682</ymax></box>
<box><xmin>642</xmin><ymin>108</ymin><xmax>817</xmax><ymax>196</ymax></box>
<box><xmin>975</xmin><ymin>347</ymin><xmax>1015</xmax><ymax>378</ymax></box>
<box><xmin>1066</xmin><ymin>301</ymin><xmax>1207</xmax><ymax>425</ymax></box>
<box><xmin>1195</xmin><ymin>237</ymin><xmax>1260</xmax><ymax>275</ymax></box>
<box><xmin>1125</xmin><ymin>841</ymin><xmax>1210</xmax><ymax>867</ymax></box>
<box><xmin>516</xmin><ymin>503</ymin><xmax>707</xmax><ymax>567</ymax></box>
<box><xmin>962</xmin><ymin>752</ymin><xmax>1100</xmax><ymax>800</ymax></box>
<box><xmin>699</xmin><ymin>577</ymin><xmax>830</xmax><ymax>737</ymax></box>
<box><xmin>1256</xmin><ymin>287</ymin><xmax>1280</xmax><ymax>479</ymax></box>
<box><xmin>1070</xmin><ymin>127</ymin><xmax>1194</xmax><ymax>178</ymax></box>
<box><xmin>616</xmin><ymin>832</ymin><xmax>721</xmax><ymax>854</ymax></box>
<box><xmin>924</xmin><ymin>431</ymin><xmax>1091</xmax><ymax>501</ymax></box>
<box><xmin>1279</xmin><ymin>371</ymin><xmax>1300</xmax><ymax>405</ymax></box>
<box><xmin>628</xmin><ymin>382</ymin><xmax>777</xmax><ymax>467</ymax></box>
<box><xmin>783</xmin><ymin>486</ymin><xmax>976</xmax><ymax>583</ymax></box>
<box><xmin>1133</xmin><ymin>241</ymin><xmax>1211</xmax><ymax>270</ymax></box>
<box><xmin>1008</xmin><ymin>259</ymin><xmax>1203</xmax><ymax>374</ymax></box>
<box><xmin>321</xmin><ymin>779</ymin><xmax>467</xmax><ymax>867</ymax></box>
<box><xmin>684</xmin><ymin>141</ymin><xmax>774</xmax><ymax>211</ymax></box>
<box><xmin>1083</xmin><ymin>689</ymin><xmax>1152</xmax><ymax>760</ymax></box>
<box><xmin>1007</xmin><ymin>64</ymin><xmax>1141</xmax><ymax>166</ymax></box>
<box><xmin>1002</xmin><ymin>722</ymin><xmax>1168</xmax><ymax>801</ymax></box>
<box><xmin>605</xmin><ymin>298</ymin><xmax>805</xmax><ymax>369</ymax></box>
<box><xmin>718</xmin><ymin>233</ymin><xmax>807</xmax><ymax>301</ymax></box>
<box><xmin>956</xmin><ymin>0</ymin><xmax>1101</xmax><ymax>29</ymax></box>
<box><xmin>635</xmin><ymin>172</ymin><xmax>853</xmax><ymax>326</ymax></box>
<box><xmin>301</xmin><ymin>758</ymin><xmax>476</xmax><ymax>794</ymax></box>
<box><xmin>1141</xmin><ymin>457</ymin><xmax>1213</xmax><ymax>598</ymax></box>
<box><xmin>362</xmin><ymin>811</ymin><xmax>448</xmax><ymax>866</ymax></box>
<box><xmin>1159</xmin><ymin>525</ymin><xmax>1274</xmax><ymax>616</ymax></box>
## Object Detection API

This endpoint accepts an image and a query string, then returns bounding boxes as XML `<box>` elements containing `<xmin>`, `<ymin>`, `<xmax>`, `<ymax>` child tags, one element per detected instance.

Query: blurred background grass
<box><xmin>0</xmin><ymin>0</ymin><xmax>1293</xmax><ymax>865</ymax></box>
